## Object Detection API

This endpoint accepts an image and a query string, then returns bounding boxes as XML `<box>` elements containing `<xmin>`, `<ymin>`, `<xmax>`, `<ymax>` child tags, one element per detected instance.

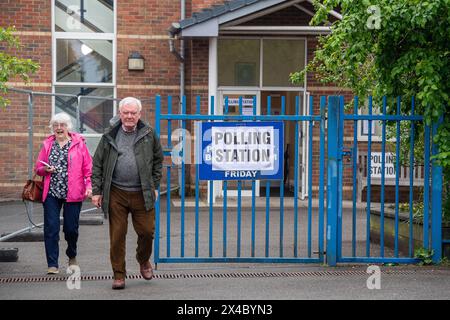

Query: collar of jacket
<box><xmin>43</xmin><ymin>132</ymin><xmax>84</xmax><ymax>152</ymax></box>
<box><xmin>105</xmin><ymin>119</ymin><xmax>151</xmax><ymax>148</ymax></box>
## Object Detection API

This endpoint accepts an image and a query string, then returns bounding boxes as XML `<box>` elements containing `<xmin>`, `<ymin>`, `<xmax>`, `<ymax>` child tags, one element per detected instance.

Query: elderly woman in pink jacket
<box><xmin>35</xmin><ymin>112</ymin><xmax>92</xmax><ymax>275</ymax></box>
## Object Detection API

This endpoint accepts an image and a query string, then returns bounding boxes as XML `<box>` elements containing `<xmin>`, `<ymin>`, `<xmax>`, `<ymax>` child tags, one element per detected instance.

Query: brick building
<box><xmin>1</xmin><ymin>0</ymin><xmax>390</xmax><ymax>201</ymax></box>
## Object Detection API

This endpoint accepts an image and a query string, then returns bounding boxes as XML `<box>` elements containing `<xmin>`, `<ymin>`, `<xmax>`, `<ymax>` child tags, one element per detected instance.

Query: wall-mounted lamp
<box><xmin>128</xmin><ymin>52</ymin><xmax>145</xmax><ymax>71</ymax></box>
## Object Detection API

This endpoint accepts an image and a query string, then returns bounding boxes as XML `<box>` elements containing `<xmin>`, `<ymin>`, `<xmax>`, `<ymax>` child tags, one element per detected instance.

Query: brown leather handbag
<box><xmin>22</xmin><ymin>175</ymin><xmax>43</xmax><ymax>203</ymax></box>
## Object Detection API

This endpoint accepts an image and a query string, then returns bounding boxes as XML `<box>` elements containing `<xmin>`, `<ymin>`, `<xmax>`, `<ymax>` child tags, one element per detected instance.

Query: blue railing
<box><xmin>328</xmin><ymin>96</ymin><xmax>443</xmax><ymax>265</ymax></box>
<box><xmin>154</xmin><ymin>95</ymin><xmax>443</xmax><ymax>265</ymax></box>
<box><xmin>154</xmin><ymin>94</ymin><xmax>326</xmax><ymax>263</ymax></box>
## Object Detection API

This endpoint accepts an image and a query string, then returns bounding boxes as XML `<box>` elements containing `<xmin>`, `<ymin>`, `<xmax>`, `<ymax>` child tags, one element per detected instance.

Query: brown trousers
<box><xmin>109</xmin><ymin>186</ymin><xmax>155</xmax><ymax>280</ymax></box>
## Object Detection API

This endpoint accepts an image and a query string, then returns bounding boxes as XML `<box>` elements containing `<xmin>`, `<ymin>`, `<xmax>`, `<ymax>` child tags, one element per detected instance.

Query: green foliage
<box><xmin>414</xmin><ymin>247</ymin><xmax>434</xmax><ymax>265</ymax></box>
<box><xmin>0</xmin><ymin>26</ymin><xmax>39</xmax><ymax>108</ymax></box>
<box><xmin>291</xmin><ymin>0</ymin><xmax>449</xmax><ymax>121</ymax></box>
<box><xmin>399</xmin><ymin>202</ymin><xmax>426</xmax><ymax>224</ymax></box>
<box><xmin>291</xmin><ymin>0</ymin><xmax>449</xmax><ymax>219</ymax></box>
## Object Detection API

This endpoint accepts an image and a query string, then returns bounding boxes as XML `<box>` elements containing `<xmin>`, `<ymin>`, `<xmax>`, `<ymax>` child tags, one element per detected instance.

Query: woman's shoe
<box><xmin>47</xmin><ymin>267</ymin><xmax>59</xmax><ymax>275</ymax></box>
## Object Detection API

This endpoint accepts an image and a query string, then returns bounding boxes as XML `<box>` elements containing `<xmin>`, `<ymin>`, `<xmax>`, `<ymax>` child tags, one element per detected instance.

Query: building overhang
<box><xmin>169</xmin><ymin>0</ymin><xmax>340</xmax><ymax>38</ymax></box>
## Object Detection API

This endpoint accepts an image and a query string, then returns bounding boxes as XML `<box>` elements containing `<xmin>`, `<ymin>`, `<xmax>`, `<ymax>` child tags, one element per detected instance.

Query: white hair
<box><xmin>49</xmin><ymin>112</ymin><xmax>73</xmax><ymax>132</ymax></box>
<box><xmin>119</xmin><ymin>97</ymin><xmax>142</xmax><ymax>112</ymax></box>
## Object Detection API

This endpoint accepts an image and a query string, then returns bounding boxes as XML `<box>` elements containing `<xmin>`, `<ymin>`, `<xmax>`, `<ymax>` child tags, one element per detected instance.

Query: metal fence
<box><xmin>154</xmin><ymin>95</ymin><xmax>444</xmax><ymax>266</ymax></box>
<box><xmin>155</xmin><ymin>94</ymin><xmax>326</xmax><ymax>263</ymax></box>
<box><xmin>0</xmin><ymin>88</ymin><xmax>178</xmax><ymax>241</ymax></box>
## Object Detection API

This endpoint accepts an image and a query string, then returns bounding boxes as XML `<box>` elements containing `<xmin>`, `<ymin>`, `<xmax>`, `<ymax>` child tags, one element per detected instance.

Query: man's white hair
<box><xmin>49</xmin><ymin>112</ymin><xmax>73</xmax><ymax>132</ymax></box>
<box><xmin>119</xmin><ymin>97</ymin><xmax>142</xmax><ymax>112</ymax></box>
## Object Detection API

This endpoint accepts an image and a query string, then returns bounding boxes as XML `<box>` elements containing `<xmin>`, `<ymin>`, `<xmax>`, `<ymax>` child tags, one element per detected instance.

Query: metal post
<box><xmin>27</xmin><ymin>93</ymin><xmax>34</xmax><ymax>230</ymax></box>
<box><xmin>77</xmin><ymin>96</ymin><xmax>82</xmax><ymax>133</ymax></box>
<box><xmin>326</xmin><ymin>96</ymin><xmax>339</xmax><ymax>266</ymax></box>
<box><xmin>431</xmin><ymin>120</ymin><xmax>443</xmax><ymax>263</ymax></box>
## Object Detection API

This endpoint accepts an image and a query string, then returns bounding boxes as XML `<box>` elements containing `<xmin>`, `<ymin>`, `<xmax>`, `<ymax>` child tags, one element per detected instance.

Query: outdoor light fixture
<box><xmin>128</xmin><ymin>52</ymin><xmax>145</xmax><ymax>71</ymax></box>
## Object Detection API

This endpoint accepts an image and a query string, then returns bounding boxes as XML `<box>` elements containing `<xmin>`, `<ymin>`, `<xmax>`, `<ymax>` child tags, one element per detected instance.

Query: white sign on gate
<box><xmin>211</xmin><ymin>126</ymin><xmax>275</xmax><ymax>172</ymax></box>
<box><xmin>370</xmin><ymin>152</ymin><xmax>396</xmax><ymax>178</ymax></box>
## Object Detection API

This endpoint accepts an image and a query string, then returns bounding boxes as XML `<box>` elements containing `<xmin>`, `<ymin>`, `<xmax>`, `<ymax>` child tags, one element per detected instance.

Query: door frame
<box><xmin>299</xmin><ymin>91</ymin><xmax>310</xmax><ymax>200</ymax></box>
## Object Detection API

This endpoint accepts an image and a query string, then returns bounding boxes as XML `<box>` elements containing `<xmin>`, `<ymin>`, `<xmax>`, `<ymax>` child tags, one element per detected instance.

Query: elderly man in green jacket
<box><xmin>92</xmin><ymin>96</ymin><xmax>163</xmax><ymax>290</ymax></box>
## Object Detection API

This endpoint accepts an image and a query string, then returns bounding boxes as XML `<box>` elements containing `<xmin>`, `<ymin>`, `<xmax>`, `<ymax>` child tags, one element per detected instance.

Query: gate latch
<box><xmin>340</xmin><ymin>147</ymin><xmax>353</xmax><ymax>165</ymax></box>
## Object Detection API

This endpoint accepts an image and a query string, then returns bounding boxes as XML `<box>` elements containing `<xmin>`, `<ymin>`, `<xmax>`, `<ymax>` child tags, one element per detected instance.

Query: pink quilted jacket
<box><xmin>35</xmin><ymin>132</ymin><xmax>92</xmax><ymax>202</ymax></box>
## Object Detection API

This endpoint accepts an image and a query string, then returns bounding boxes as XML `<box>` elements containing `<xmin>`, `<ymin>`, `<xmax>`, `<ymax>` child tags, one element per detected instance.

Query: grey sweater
<box><xmin>112</xmin><ymin>127</ymin><xmax>141</xmax><ymax>191</ymax></box>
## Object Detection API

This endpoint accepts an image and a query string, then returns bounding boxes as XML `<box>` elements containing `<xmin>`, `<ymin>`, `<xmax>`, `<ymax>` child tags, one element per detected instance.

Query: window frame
<box><xmin>217</xmin><ymin>36</ymin><xmax>307</xmax><ymax>91</ymax></box>
<box><xmin>51</xmin><ymin>0</ymin><xmax>117</xmax><ymax>141</ymax></box>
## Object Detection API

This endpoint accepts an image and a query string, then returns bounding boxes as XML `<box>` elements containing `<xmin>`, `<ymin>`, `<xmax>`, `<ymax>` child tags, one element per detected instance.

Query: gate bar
<box><xmin>408</xmin><ymin>97</ymin><xmax>416</xmax><ymax>257</ymax></box>
<box><xmin>380</xmin><ymin>96</ymin><xmax>387</xmax><ymax>257</ymax></box>
<box><xmin>279</xmin><ymin>96</ymin><xmax>286</xmax><ymax>258</ymax></box>
<box><xmin>307</xmin><ymin>95</ymin><xmax>314</xmax><ymax>257</ymax></box>
<box><xmin>293</xmin><ymin>95</ymin><xmax>300</xmax><ymax>257</ymax></box>
<box><xmin>167</xmin><ymin>96</ymin><xmax>172</xmax><ymax>257</ymax></box>
<box><xmin>265</xmin><ymin>96</ymin><xmax>271</xmax><ymax>258</ymax></box>
<box><xmin>394</xmin><ymin>97</ymin><xmax>401</xmax><ymax>257</ymax></box>
<box><xmin>180</xmin><ymin>96</ymin><xmax>186</xmax><ymax>257</ymax></box>
<box><xmin>352</xmin><ymin>97</ymin><xmax>359</xmax><ymax>257</ymax></box>
<box><xmin>237</xmin><ymin>97</ymin><xmax>243</xmax><ymax>257</ymax></box>
<box><xmin>326</xmin><ymin>96</ymin><xmax>339</xmax><ymax>266</ymax></box>
<box><xmin>431</xmin><ymin>119</ymin><xmax>443</xmax><ymax>263</ymax></box>
<box><xmin>209</xmin><ymin>96</ymin><xmax>215</xmax><ymax>257</ymax></box>
<box><xmin>251</xmin><ymin>96</ymin><xmax>257</xmax><ymax>257</ymax></box>
<box><xmin>423</xmin><ymin>122</ymin><xmax>431</xmax><ymax>249</ymax></box>
<box><xmin>195</xmin><ymin>96</ymin><xmax>200</xmax><ymax>257</ymax></box>
<box><xmin>319</xmin><ymin>96</ymin><xmax>326</xmax><ymax>261</ymax></box>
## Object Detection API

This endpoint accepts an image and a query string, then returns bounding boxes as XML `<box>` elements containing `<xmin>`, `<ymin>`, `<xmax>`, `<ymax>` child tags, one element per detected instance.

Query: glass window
<box><xmin>55</xmin><ymin>86</ymin><xmax>114</xmax><ymax>134</ymax></box>
<box><xmin>53</xmin><ymin>1</ymin><xmax>115</xmax><ymax>139</ymax></box>
<box><xmin>218</xmin><ymin>39</ymin><xmax>260</xmax><ymax>87</ymax></box>
<box><xmin>263</xmin><ymin>39</ymin><xmax>305</xmax><ymax>87</ymax></box>
<box><xmin>56</xmin><ymin>39</ymin><xmax>113</xmax><ymax>83</ymax></box>
<box><xmin>358</xmin><ymin>104</ymin><xmax>383</xmax><ymax>141</ymax></box>
<box><xmin>54</xmin><ymin>0</ymin><xmax>114</xmax><ymax>33</ymax></box>
<box><xmin>218</xmin><ymin>38</ymin><xmax>306</xmax><ymax>88</ymax></box>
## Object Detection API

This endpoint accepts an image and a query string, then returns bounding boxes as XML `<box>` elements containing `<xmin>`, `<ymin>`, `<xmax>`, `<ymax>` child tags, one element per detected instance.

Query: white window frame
<box><xmin>357</xmin><ymin>103</ymin><xmax>383</xmax><ymax>142</ymax></box>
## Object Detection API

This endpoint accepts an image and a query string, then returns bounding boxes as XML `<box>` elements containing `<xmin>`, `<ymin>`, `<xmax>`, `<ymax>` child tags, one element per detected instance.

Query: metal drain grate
<box><xmin>1</xmin><ymin>269</ymin><xmax>443</xmax><ymax>284</ymax></box>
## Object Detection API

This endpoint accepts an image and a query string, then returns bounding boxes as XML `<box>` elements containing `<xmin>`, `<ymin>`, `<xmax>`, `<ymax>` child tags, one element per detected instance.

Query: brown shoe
<box><xmin>112</xmin><ymin>279</ymin><xmax>125</xmax><ymax>290</ymax></box>
<box><xmin>140</xmin><ymin>261</ymin><xmax>154</xmax><ymax>280</ymax></box>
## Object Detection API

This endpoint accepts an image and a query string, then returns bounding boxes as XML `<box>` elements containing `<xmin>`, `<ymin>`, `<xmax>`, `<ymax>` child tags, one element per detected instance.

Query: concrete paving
<box><xmin>0</xmin><ymin>199</ymin><xmax>449</xmax><ymax>300</ymax></box>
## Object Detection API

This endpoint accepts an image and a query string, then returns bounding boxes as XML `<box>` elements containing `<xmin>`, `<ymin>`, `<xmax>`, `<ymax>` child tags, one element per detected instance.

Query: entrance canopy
<box><xmin>169</xmin><ymin>0</ymin><xmax>341</xmax><ymax>37</ymax></box>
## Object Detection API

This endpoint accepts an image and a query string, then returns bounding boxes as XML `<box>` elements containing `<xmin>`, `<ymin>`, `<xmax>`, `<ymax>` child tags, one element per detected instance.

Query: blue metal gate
<box><xmin>154</xmin><ymin>95</ymin><xmax>443</xmax><ymax>265</ymax></box>
<box><xmin>154</xmin><ymin>94</ymin><xmax>326</xmax><ymax>263</ymax></box>
<box><xmin>326</xmin><ymin>96</ymin><xmax>443</xmax><ymax>266</ymax></box>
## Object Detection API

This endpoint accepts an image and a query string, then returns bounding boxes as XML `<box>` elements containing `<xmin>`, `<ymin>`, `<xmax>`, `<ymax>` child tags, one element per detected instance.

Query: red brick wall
<box><xmin>0</xmin><ymin>0</ymin><xmax>387</xmax><ymax>202</ymax></box>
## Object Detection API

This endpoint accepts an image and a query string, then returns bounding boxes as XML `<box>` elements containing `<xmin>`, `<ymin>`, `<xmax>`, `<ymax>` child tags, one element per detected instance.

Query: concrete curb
<box><xmin>0</xmin><ymin>231</ymin><xmax>44</xmax><ymax>242</ymax></box>
<box><xmin>60</xmin><ymin>215</ymin><xmax>104</xmax><ymax>226</ymax></box>
<box><xmin>0</xmin><ymin>248</ymin><xmax>19</xmax><ymax>262</ymax></box>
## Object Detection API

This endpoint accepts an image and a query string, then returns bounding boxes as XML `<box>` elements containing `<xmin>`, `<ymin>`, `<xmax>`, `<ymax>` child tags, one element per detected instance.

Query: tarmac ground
<box><xmin>1</xmin><ymin>198</ymin><xmax>449</xmax><ymax>301</ymax></box>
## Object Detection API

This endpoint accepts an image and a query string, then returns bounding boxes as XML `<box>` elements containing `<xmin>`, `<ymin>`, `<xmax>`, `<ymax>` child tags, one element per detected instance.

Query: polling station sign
<box><xmin>370</xmin><ymin>152</ymin><xmax>396</xmax><ymax>178</ymax></box>
<box><xmin>198</xmin><ymin>122</ymin><xmax>283</xmax><ymax>180</ymax></box>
